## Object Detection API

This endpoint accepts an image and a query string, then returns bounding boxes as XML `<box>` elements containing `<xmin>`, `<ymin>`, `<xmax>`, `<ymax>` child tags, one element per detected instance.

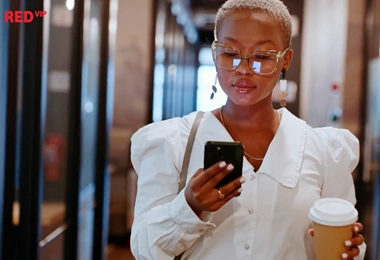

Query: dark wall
<box><xmin>0</xmin><ymin>0</ymin><xmax>10</xmax><ymax>256</ymax></box>
<box><xmin>44</xmin><ymin>0</ymin><xmax>103</xmax><ymax>200</ymax></box>
<box><xmin>364</xmin><ymin>0</ymin><xmax>380</xmax><ymax>258</ymax></box>
<box><xmin>43</xmin><ymin>0</ymin><xmax>73</xmax><ymax>201</ymax></box>
<box><xmin>368</xmin><ymin>0</ymin><xmax>380</xmax><ymax>60</ymax></box>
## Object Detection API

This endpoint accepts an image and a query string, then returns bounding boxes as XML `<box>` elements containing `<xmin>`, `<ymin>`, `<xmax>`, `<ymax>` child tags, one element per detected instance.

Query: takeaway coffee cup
<box><xmin>309</xmin><ymin>198</ymin><xmax>358</xmax><ymax>260</ymax></box>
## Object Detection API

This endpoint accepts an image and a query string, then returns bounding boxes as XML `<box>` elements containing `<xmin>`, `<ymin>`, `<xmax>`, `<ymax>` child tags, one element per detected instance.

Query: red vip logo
<box><xmin>4</xmin><ymin>10</ymin><xmax>47</xmax><ymax>23</ymax></box>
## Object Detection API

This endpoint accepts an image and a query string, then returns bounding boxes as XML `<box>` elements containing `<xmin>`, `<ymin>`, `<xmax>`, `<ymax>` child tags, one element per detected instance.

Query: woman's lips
<box><xmin>232</xmin><ymin>80</ymin><xmax>256</xmax><ymax>94</ymax></box>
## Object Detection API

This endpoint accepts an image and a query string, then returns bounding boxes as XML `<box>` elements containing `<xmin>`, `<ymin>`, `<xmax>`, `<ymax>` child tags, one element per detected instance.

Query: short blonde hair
<box><xmin>214</xmin><ymin>0</ymin><xmax>293</xmax><ymax>47</ymax></box>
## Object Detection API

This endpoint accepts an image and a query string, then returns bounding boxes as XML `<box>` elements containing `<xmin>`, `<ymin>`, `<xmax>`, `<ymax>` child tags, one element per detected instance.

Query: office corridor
<box><xmin>0</xmin><ymin>0</ymin><xmax>379</xmax><ymax>259</ymax></box>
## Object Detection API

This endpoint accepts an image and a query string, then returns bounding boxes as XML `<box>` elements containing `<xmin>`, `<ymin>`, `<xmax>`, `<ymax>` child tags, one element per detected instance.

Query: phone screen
<box><xmin>204</xmin><ymin>141</ymin><xmax>244</xmax><ymax>189</ymax></box>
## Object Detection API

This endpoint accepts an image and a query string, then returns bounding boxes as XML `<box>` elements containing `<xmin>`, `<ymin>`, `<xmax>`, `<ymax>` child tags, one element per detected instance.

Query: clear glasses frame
<box><xmin>211</xmin><ymin>41</ymin><xmax>289</xmax><ymax>75</ymax></box>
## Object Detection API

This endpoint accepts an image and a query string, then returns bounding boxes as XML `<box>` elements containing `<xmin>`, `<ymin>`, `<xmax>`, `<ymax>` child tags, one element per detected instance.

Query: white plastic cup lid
<box><xmin>309</xmin><ymin>198</ymin><xmax>358</xmax><ymax>226</ymax></box>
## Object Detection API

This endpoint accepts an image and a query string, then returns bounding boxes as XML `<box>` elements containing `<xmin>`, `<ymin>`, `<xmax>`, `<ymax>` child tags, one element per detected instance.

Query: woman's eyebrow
<box><xmin>220</xmin><ymin>37</ymin><xmax>276</xmax><ymax>47</ymax></box>
<box><xmin>255</xmin><ymin>39</ymin><xmax>275</xmax><ymax>46</ymax></box>
<box><xmin>220</xmin><ymin>36</ymin><xmax>240</xmax><ymax>43</ymax></box>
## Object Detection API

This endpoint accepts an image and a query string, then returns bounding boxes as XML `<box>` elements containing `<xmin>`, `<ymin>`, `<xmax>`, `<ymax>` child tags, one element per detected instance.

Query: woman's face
<box><xmin>215</xmin><ymin>11</ymin><xmax>293</xmax><ymax>107</ymax></box>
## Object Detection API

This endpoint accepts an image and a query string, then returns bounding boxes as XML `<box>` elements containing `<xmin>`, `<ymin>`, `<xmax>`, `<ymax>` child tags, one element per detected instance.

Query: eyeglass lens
<box><xmin>214</xmin><ymin>45</ymin><xmax>278</xmax><ymax>74</ymax></box>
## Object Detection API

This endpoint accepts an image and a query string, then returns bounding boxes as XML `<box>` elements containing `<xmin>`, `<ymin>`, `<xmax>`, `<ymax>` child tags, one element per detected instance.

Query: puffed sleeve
<box><xmin>318</xmin><ymin>127</ymin><xmax>366</xmax><ymax>260</ymax></box>
<box><xmin>130</xmin><ymin>119</ymin><xmax>215</xmax><ymax>260</ymax></box>
<box><xmin>318</xmin><ymin>128</ymin><xmax>359</xmax><ymax>202</ymax></box>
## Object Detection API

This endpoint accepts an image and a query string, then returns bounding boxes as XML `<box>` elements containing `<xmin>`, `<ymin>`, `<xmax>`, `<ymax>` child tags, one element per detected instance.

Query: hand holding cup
<box><xmin>308</xmin><ymin>198</ymin><xmax>365</xmax><ymax>260</ymax></box>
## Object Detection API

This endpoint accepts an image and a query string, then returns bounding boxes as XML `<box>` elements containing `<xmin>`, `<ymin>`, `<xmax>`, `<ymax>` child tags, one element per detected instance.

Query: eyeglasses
<box><xmin>211</xmin><ymin>41</ymin><xmax>289</xmax><ymax>75</ymax></box>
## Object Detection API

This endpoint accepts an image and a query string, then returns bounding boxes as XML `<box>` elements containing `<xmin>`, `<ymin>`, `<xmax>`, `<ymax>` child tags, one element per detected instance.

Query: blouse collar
<box><xmin>191</xmin><ymin>108</ymin><xmax>307</xmax><ymax>188</ymax></box>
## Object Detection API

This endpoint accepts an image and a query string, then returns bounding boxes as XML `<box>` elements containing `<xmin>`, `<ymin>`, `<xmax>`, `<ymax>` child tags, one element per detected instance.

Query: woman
<box><xmin>130</xmin><ymin>0</ymin><xmax>366</xmax><ymax>259</ymax></box>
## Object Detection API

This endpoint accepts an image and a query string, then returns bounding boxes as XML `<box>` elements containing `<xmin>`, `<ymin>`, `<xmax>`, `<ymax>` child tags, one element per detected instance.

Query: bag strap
<box><xmin>177</xmin><ymin>111</ymin><xmax>205</xmax><ymax>194</ymax></box>
<box><xmin>174</xmin><ymin>111</ymin><xmax>204</xmax><ymax>260</ymax></box>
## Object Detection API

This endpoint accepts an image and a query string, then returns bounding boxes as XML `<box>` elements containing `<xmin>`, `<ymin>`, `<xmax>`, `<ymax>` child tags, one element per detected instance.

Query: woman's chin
<box><xmin>227</xmin><ymin>93</ymin><xmax>261</xmax><ymax>107</ymax></box>
<box><xmin>225</xmin><ymin>90</ymin><xmax>272</xmax><ymax>107</ymax></box>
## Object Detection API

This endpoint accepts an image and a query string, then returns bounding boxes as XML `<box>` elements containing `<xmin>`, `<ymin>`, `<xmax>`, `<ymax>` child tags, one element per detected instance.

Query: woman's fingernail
<box><xmin>354</xmin><ymin>226</ymin><xmax>359</xmax><ymax>232</ymax></box>
<box><xmin>240</xmin><ymin>177</ymin><xmax>246</xmax><ymax>183</ymax></box>
<box><xmin>219</xmin><ymin>161</ymin><xmax>226</xmax><ymax>168</ymax></box>
<box><xmin>227</xmin><ymin>164</ymin><xmax>234</xmax><ymax>170</ymax></box>
<box><xmin>342</xmin><ymin>253</ymin><xmax>348</xmax><ymax>259</ymax></box>
<box><xmin>345</xmin><ymin>240</ymin><xmax>352</xmax><ymax>246</ymax></box>
<box><xmin>238</xmin><ymin>187</ymin><xmax>243</xmax><ymax>193</ymax></box>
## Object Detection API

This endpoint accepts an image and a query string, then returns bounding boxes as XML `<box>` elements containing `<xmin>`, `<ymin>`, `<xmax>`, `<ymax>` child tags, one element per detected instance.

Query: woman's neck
<box><xmin>222</xmin><ymin>99</ymin><xmax>279</xmax><ymax>130</ymax></box>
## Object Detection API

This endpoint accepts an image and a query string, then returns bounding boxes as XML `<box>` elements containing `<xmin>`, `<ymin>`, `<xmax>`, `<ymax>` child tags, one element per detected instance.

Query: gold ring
<box><xmin>218</xmin><ymin>189</ymin><xmax>225</xmax><ymax>200</ymax></box>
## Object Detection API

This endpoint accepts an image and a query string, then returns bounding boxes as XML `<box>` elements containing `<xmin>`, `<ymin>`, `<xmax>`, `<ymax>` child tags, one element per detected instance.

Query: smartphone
<box><xmin>204</xmin><ymin>141</ymin><xmax>244</xmax><ymax>189</ymax></box>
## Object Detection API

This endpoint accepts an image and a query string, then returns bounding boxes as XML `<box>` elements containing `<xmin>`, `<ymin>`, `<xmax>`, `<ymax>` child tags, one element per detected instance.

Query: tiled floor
<box><xmin>107</xmin><ymin>245</ymin><xmax>135</xmax><ymax>260</ymax></box>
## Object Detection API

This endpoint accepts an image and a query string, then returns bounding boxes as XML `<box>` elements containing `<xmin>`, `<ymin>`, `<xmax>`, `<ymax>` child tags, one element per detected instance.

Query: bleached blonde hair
<box><xmin>214</xmin><ymin>0</ymin><xmax>293</xmax><ymax>47</ymax></box>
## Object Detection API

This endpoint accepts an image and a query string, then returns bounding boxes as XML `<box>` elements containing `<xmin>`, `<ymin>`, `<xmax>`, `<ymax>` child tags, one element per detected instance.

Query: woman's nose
<box><xmin>235</xmin><ymin>57</ymin><xmax>253</xmax><ymax>75</ymax></box>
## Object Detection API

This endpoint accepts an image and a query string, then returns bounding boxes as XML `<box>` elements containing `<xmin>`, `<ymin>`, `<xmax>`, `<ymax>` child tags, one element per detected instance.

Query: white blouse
<box><xmin>130</xmin><ymin>108</ymin><xmax>366</xmax><ymax>260</ymax></box>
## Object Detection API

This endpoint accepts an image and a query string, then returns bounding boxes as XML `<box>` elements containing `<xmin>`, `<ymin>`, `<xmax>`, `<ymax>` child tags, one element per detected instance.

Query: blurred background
<box><xmin>0</xmin><ymin>0</ymin><xmax>379</xmax><ymax>259</ymax></box>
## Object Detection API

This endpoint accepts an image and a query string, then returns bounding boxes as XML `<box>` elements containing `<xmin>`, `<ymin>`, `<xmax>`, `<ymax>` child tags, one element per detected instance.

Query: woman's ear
<box><xmin>283</xmin><ymin>49</ymin><xmax>293</xmax><ymax>69</ymax></box>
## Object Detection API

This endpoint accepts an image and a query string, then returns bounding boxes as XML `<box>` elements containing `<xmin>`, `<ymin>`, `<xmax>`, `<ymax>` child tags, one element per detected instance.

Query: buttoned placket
<box><xmin>241</xmin><ymin>170</ymin><xmax>258</xmax><ymax>259</ymax></box>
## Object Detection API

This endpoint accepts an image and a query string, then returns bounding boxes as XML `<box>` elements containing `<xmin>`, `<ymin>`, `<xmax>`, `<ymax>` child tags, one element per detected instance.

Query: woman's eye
<box><xmin>224</xmin><ymin>52</ymin><xmax>239</xmax><ymax>57</ymax></box>
<box><xmin>254</xmin><ymin>53</ymin><xmax>270</xmax><ymax>59</ymax></box>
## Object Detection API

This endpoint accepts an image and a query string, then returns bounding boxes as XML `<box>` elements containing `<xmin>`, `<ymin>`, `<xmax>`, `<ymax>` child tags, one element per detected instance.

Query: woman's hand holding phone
<box><xmin>184</xmin><ymin>161</ymin><xmax>246</xmax><ymax>218</ymax></box>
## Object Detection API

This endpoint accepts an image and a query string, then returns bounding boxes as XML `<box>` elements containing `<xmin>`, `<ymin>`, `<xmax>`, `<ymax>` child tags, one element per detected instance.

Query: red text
<box><xmin>4</xmin><ymin>11</ymin><xmax>47</xmax><ymax>23</ymax></box>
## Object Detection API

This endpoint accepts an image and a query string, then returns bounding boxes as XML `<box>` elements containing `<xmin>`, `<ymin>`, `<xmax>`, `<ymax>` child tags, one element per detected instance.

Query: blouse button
<box><xmin>250</xmin><ymin>174</ymin><xmax>255</xmax><ymax>180</ymax></box>
<box><xmin>248</xmin><ymin>208</ymin><xmax>254</xmax><ymax>214</ymax></box>
<box><xmin>244</xmin><ymin>244</ymin><xmax>250</xmax><ymax>250</ymax></box>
